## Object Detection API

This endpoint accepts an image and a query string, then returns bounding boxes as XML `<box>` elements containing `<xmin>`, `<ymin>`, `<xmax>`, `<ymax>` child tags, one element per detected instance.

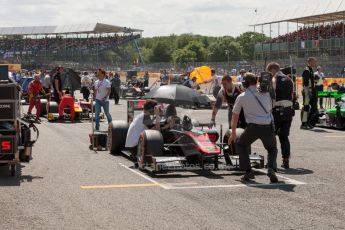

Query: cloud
<box><xmin>0</xmin><ymin>0</ymin><xmax>336</xmax><ymax>37</ymax></box>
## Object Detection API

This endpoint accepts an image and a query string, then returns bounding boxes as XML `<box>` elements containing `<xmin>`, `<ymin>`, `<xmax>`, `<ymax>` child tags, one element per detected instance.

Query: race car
<box><xmin>318</xmin><ymin>101</ymin><xmax>345</xmax><ymax>129</ymax></box>
<box><xmin>317</xmin><ymin>89</ymin><xmax>345</xmax><ymax>129</ymax></box>
<box><xmin>120</xmin><ymin>79</ymin><xmax>150</xmax><ymax>99</ymax></box>
<box><xmin>108</xmin><ymin>100</ymin><xmax>221</xmax><ymax>173</ymax></box>
<box><xmin>45</xmin><ymin>100</ymin><xmax>104</xmax><ymax>122</ymax></box>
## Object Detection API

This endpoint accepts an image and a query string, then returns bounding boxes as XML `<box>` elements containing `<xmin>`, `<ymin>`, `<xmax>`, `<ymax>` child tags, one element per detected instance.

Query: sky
<box><xmin>0</xmin><ymin>0</ymin><xmax>339</xmax><ymax>37</ymax></box>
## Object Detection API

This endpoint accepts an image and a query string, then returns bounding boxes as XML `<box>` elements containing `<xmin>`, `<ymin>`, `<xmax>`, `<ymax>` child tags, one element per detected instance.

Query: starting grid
<box><xmin>80</xmin><ymin>162</ymin><xmax>307</xmax><ymax>190</ymax></box>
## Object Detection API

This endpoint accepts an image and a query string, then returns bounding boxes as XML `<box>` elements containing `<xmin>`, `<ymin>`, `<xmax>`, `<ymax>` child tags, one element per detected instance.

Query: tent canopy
<box><xmin>251</xmin><ymin>0</ymin><xmax>345</xmax><ymax>26</ymax></box>
<box><xmin>0</xmin><ymin>23</ymin><xmax>143</xmax><ymax>36</ymax></box>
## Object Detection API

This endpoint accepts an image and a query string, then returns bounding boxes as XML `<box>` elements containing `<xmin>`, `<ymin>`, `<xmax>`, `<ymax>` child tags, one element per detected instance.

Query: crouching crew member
<box><xmin>211</xmin><ymin>75</ymin><xmax>242</xmax><ymax>128</ymax></box>
<box><xmin>228</xmin><ymin>73</ymin><xmax>278</xmax><ymax>183</ymax></box>
<box><xmin>125</xmin><ymin>100</ymin><xmax>161</xmax><ymax>167</ymax></box>
<box><xmin>267</xmin><ymin>62</ymin><xmax>294</xmax><ymax>169</ymax></box>
<box><xmin>28</xmin><ymin>73</ymin><xmax>46</xmax><ymax>121</ymax></box>
<box><xmin>301</xmin><ymin>57</ymin><xmax>318</xmax><ymax>129</ymax></box>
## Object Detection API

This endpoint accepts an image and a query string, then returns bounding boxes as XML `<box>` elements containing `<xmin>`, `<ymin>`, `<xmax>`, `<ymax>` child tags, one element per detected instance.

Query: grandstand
<box><xmin>0</xmin><ymin>23</ymin><xmax>143</xmax><ymax>68</ymax></box>
<box><xmin>252</xmin><ymin>0</ymin><xmax>345</xmax><ymax>63</ymax></box>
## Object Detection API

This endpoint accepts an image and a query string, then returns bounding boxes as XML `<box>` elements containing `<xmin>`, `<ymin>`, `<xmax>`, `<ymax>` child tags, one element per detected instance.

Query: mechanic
<box><xmin>301</xmin><ymin>57</ymin><xmax>318</xmax><ymax>129</ymax></box>
<box><xmin>267</xmin><ymin>62</ymin><xmax>294</xmax><ymax>169</ymax></box>
<box><xmin>53</xmin><ymin>66</ymin><xmax>64</xmax><ymax>105</ymax></box>
<box><xmin>314</xmin><ymin>66</ymin><xmax>325</xmax><ymax>109</ymax></box>
<box><xmin>94</xmin><ymin>68</ymin><xmax>112</xmax><ymax>131</ymax></box>
<box><xmin>110</xmin><ymin>72</ymin><xmax>121</xmax><ymax>105</ymax></box>
<box><xmin>58</xmin><ymin>89</ymin><xmax>75</xmax><ymax>122</ymax></box>
<box><xmin>27</xmin><ymin>73</ymin><xmax>46</xmax><ymax>121</ymax></box>
<box><xmin>211</xmin><ymin>75</ymin><xmax>242</xmax><ymax>128</ymax></box>
<box><xmin>228</xmin><ymin>73</ymin><xmax>278</xmax><ymax>183</ymax></box>
<box><xmin>125</xmin><ymin>100</ymin><xmax>161</xmax><ymax>167</ymax></box>
<box><xmin>81</xmin><ymin>72</ymin><xmax>92</xmax><ymax>102</ymax></box>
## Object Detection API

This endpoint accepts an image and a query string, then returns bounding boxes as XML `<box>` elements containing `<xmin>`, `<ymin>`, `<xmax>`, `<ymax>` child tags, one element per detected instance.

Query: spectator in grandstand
<box><xmin>94</xmin><ymin>68</ymin><xmax>112</xmax><ymax>131</ymax></box>
<box><xmin>110</xmin><ymin>72</ymin><xmax>121</xmax><ymax>105</ymax></box>
<box><xmin>28</xmin><ymin>73</ymin><xmax>46</xmax><ymax>122</ymax></box>
<box><xmin>53</xmin><ymin>66</ymin><xmax>64</xmax><ymax>104</ymax></box>
<box><xmin>314</xmin><ymin>66</ymin><xmax>325</xmax><ymax>109</ymax></box>
<box><xmin>81</xmin><ymin>72</ymin><xmax>92</xmax><ymax>102</ymax></box>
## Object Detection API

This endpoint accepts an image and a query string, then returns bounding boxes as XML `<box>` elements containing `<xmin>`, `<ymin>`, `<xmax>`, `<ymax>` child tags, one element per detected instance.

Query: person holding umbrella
<box><xmin>125</xmin><ymin>100</ymin><xmax>161</xmax><ymax>167</ymax></box>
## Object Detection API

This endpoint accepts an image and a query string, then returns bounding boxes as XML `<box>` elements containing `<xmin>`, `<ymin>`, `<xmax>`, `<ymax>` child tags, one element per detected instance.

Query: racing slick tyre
<box><xmin>223</xmin><ymin>128</ymin><xmax>248</xmax><ymax>165</ymax></box>
<box><xmin>137</xmin><ymin>130</ymin><xmax>164</xmax><ymax>171</ymax></box>
<box><xmin>40</xmin><ymin>99</ymin><xmax>48</xmax><ymax>116</ymax></box>
<box><xmin>48</xmin><ymin>101</ymin><xmax>59</xmax><ymax>113</ymax></box>
<box><xmin>108</xmin><ymin>121</ymin><xmax>129</xmax><ymax>155</ymax></box>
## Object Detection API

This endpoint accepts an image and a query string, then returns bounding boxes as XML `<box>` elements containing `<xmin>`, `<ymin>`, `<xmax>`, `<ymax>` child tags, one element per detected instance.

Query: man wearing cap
<box><xmin>125</xmin><ymin>100</ymin><xmax>161</xmax><ymax>167</ymax></box>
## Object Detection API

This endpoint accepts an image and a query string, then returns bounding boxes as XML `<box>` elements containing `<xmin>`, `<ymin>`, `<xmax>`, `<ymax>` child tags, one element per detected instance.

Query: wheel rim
<box><xmin>137</xmin><ymin>135</ymin><xmax>145</xmax><ymax>168</ymax></box>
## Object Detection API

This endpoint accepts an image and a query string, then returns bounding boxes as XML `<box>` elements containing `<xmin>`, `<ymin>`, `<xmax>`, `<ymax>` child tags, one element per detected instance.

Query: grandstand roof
<box><xmin>0</xmin><ymin>23</ymin><xmax>143</xmax><ymax>36</ymax></box>
<box><xmin>251</xmin><ymin>0</ymin><xmax>345</xmax><ymax>26</ymax></box>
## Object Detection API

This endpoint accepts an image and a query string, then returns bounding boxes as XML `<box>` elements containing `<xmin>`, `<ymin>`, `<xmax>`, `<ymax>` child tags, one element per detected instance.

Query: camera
<box><xmin>258</xmin><ymin>72</ymin><xmax>272</xmax><ymax>93</ymax></box>
<box><xmin>0</xmin><ymin>66</ymin><xmax>39</xmax><ymax>175</ymax></box>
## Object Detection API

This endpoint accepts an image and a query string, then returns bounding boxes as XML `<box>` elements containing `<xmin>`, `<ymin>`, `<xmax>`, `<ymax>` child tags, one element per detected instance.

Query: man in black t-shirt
<box><xmin>53</xmin><ymin>66</ymin><xmax>63</xmax><ymax>104</ymax></box>
<box><xmin>301</xmin><ymin>57</ymin><xmax>317</xmax><ymax>129</ymax></box>
<box><xmin>211</xmin><ymin>75</ymin><xmax>243</xmax><ymax>128</ymax></box>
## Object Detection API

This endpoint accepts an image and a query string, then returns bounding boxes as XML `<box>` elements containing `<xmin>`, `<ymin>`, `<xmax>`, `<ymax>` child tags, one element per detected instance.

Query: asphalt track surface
<box><xmin>1</xmin><ymin>96</ymin><xmax>345</xmax><ymax>230</ymax></box>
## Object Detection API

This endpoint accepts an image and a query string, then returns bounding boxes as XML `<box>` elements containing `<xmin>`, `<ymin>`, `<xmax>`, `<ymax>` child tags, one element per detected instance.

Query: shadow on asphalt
<box><xmin>309</xmin><ymin>128</ymin><xmax>332</xmax><ymax>133</ymax></box>
<box><xmin>240</xmin><ymin>180</ymin><xmax>297</xmax><ymax>192</ymax></box>
<box><xmin>277</xmin><ymin>168</ymin><xmax>314</xmax><ymax>175</ymax></box>
<box><xmin>0</xmin><ymin>164</ymin><xmax>43</xmax><ymax>186</ymax></box>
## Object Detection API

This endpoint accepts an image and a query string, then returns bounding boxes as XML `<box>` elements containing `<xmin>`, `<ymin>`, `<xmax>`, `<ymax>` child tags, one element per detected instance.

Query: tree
<box><xmin>208</xmin><ymin>37</ymin><xmax>243</xmax><ymax>62</ymax></box>
<box><xmin>150</xmin><ymin>40</ymin><xmax>172</xmax><ymax>62</ymax></box>
<box><xmin>172</xmin><ymin>48</ymin><xmax>197</xmax><ymax>64</ymax></box>
<box><xmin>185</xmin><ymin>40</ymin><xmax>206</xmax><ymax>62</ymax></box>
<box><xmin>175</xmin><ymin>34</ymin><xmax>195</xmax><ymax>49</ymax></box>
<box><xmin>236</xmin><ymin>32</ymin><xmax>268</xmax><ymax>60</ymax></box>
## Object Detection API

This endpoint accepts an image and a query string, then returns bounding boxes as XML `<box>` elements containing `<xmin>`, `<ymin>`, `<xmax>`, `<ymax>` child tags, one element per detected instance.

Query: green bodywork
<box><xmin>318</xmin><ymin>91</ymin><xmax>344</xmax><ymax>100</ymax></box>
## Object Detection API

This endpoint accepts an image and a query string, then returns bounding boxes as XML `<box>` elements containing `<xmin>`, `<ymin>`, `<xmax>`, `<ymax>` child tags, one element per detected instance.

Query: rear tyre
<box><xmin>40</xmin><ymin>99</ymin><xmax>48</xmax><ymax>116</ymax></box>
<box><xmin>137</xmin><ymin>130</ymin><xmax>164</xmax><ymax>170</ymax></box>
<box><xmin>48</xmin><ymin>101</ymin><xmax>59</xmax><ymax>113</ymax></box>
<box><xmin>108</xmin><ymin>121</ymin><xmax>129</xmax><ymax>155</ymax></box>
